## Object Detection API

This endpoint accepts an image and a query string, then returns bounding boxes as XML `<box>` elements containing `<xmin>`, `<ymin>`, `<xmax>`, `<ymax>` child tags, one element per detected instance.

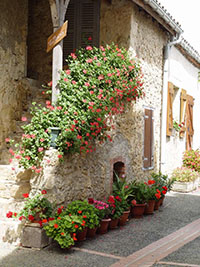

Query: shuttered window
<box><xmin>185</xmin><ymin>95</ymin><xmax>194</xmax><ymax>150</ymax></box>
<box><xmin>179</xmin><ymin>89</ymin><xmax>187</xmax><ymax>138</ymax></box>
<box><xmin>63</xmin><ymin>0</ymin><xmax>100</xmax><ymax>64</ymax></box>
<box><xmin>166</xmin><ymin>82</ymin><xmax>174</xmax><ymax>137</ymax></box>
<box><xmin>143</xmin><ymin>108</ymin><xmax>154</xmax><ymax>169</ymax></box>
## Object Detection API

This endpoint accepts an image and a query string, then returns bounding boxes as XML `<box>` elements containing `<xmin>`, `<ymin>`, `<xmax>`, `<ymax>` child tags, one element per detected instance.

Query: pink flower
<box><xmin>40</xmin><ymin>138</ymin><xmax>45</xmax><ymax>142</ymax></box>
<box><xmin>90</xmin><ymin>91</ymin><xmax>94</xmax><ymax>95</ymax></box>
<box><xmin>64</xmin><ymin>78</ymin><xmax>68</xmax><ymax>82</ymax></box>
<box><xmin>58</xmin><ymin>154</ymin><xmax>63</xmax><ymax>159</ymax></box>
<box><xmin>65</xmin><ymin>69</ymin><xmax>71</xmax><ymax>75</ymax></box>
<box><xmin>38</xmin><ymin>147</ymin><xmax>44</xmax><ymax>152</ymax></box>
<box><xmin>98</xmin><ymin>75</ymin><xmax>104</xmax><ymax>80</ymax></box>
<box><xmin>88</xmin><ymin>36</ymin><xmax>92</xmax><ymax>41</ymax></box>
<box><xmin>57</xmin><ymin>106</ymin><xmax>62</xmax><ymax>110</ymax></box>
<box><xmin>72</xmin><ymin>80</ymin><xmax>76</xmax><ymax>85</ymax></box>
<box><xmin>83</xmin><ymin>69</ymin><xmax>87</xmax><ymax>74</ymax></box>
<box><xmin>70</xmin><ymin>53</ymin><xmax>77</xmax><ymax>59</ymax></box>
<box><xmin>21</xmin><ymin>117</ymin><xmax>27</xmax><ymax>122</ymax></box>
<box><xmin>5</xmin><ymin>138</ymin><xmax>10</xmax><ymax>143</ymax></box>
<box><xmin>86</xmin><ymin>58</ymin><xmax>93</xmax><ymax>63</ymax></box>
<box><xmin>25</xmin><ymin>156</ymin><xmax>30</xmax><ymax>160</ymax></box>
<box><xmin>85</xmin><ymin>82</ymin><xmax>90</xmax><ymax>87</ymax></box>
<box><xmin>9</xmin><ymin>158</ymin><xmax>12</xmax><ymax>163</ymax></box>
<box><xmin>48</xmin><ymin>81</ymin><xmax>52</xmax><ymax>87</ymax></box>
<box><xmin>86</xmin><ymin>46</ymin><xmax>92</xmax><ymax>51</ymax></box>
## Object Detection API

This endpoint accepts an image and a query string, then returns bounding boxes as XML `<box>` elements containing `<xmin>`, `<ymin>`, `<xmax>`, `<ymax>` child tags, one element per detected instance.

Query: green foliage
<box><xmin>171</xmin><ymin>167</ymin><xmax>199</xmax><ymax>182</ymax></box>
<box><xmin>65</xmin><ymin>200</ymin><xmax>99</xmax><ymax>229</ymax></box>
<box><xmin>8</xmin><ymin>43</ymin><xmax>144</xmax><ymax>171</ymax></box>
<box><xmin>183</xmin><ymin>149</ymin><xmax>200</xmax><ymax>173</ymax></box>
<box><xmin>129</xmin><ymin>181</ymin><xmax>149</xmax><ymax>204</ymax></box>
<box><xmin>44</xmin><ymin>214</ymin><xmax>84</xmax><ymax>248</ymax></box>
<box><xmin>14</xmin><ymin>191</ymin><xmax>53</xmax><ymax>222</ymax></box>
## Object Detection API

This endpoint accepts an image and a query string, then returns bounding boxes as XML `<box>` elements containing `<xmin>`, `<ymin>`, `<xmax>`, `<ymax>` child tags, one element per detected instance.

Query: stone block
<box><xmin>21</xmin><ymin>223</ymin><xmax>51</xmax><ymax>248</ymax></box>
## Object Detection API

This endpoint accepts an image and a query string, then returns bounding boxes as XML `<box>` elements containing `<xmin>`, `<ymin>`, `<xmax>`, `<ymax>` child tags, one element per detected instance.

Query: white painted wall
<box><xmin>164</xmin><ymin>46</ymin><xmax>200</xmax><ymax>175</ymax></box>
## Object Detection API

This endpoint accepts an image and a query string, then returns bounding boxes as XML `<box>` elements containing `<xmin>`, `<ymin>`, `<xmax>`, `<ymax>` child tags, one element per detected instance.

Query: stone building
<box><xmin>0</xmin><ymin>0</ymin><xmax>199</xmax><ymax>244</ymax></box>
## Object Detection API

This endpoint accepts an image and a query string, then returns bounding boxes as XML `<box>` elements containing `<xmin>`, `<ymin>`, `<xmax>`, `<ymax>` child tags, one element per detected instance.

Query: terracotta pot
<box><xmin>145</xmin><ymin>200</ymin><xmax>155</xmax><ymax>215</ymax></box>
<box><xmin>109</xmin><ymin>218</ymin><xmax>119</xmax><ymax>229</ymax></box>
<box><xmin>87</xmin><ymin>227</ymin><xmax>97</xmax><ymax>238</ymax></box>
<box><xmin>160</xmin><ymin>196</ymin><xmax>165</xmax><ymax>206</ymax></box>
<box><xmin>131</xmin><ymin>203</ymin><xmax>146</xmax><ymax>218</ymax></box>
<box><xmin>154</xmin><ymin>199</ymin><xmax>162</xmax><ymax>210</ymax></box>
<box><xmin>76</xmin><ymin>228</ymin><xmax>87</xmax><ymax>241</ymax></box>
<box><xmin>119</xmin><ymin>210</ymin><xmax>130</xmax><ymax>226</ymax></box>
<box><xmin>97</xmin><ymin>218</ymin><xmax>111</xmax><ymax>234</ymax></box>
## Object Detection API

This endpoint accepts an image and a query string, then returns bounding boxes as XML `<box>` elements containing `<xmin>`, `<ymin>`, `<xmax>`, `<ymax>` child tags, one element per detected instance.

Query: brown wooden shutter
<box><xmin>166</xmin><ymin>82</ymin><xmax>174</xmax><ymax>136</ymax></box>
<box><xmin>143</xmin><ymin>109</ymin><xmax>154</xmax><ymax>169</ymax></box>
<box><xmin>185</xmin><ymin>95</ymin><xmax>194</xmax><ymax>150</ymax></box>
<box><xmin>63</xmin><ymin>0</ymin><xmax>100</xmax><ymax>63</ymax></box>
<box><xmin>179</xmin><ymin>89</ymin><xmax>187</xmax><ymax>138</ymax></box>
<box><xmin>78</xmin><ymin>0</ymin><xmax>100</xmax><ymax>48</ymax></box>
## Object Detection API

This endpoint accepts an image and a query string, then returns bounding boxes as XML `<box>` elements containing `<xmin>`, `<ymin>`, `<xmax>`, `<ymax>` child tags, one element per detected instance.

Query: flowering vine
<box><xmin>7</xmin><ymin>43</ymin><xmax>144</xmax><ymax>171</ymax></box>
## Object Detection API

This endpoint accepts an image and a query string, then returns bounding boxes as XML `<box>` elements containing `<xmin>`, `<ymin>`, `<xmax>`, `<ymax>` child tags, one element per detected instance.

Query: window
<box><xmin>63</xmin><ymin>0</ymin><xmax>100</xmax><ymax>64</ymax></box>
<box><xmin>143</xmin><ymin>108</ymin><xmax>154</xmax><ymax>169</ymax></box>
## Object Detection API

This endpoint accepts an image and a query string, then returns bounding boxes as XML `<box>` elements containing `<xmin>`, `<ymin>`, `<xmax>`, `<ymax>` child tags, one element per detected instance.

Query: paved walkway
<box><xmin>0</xmin><ymin>189</ymin><xmax>200</xmax><ymax>267</ymax></box>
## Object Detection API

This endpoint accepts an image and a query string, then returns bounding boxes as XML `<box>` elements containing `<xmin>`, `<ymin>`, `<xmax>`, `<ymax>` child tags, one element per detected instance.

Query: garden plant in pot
<box><xmin>6</xmin><ymin>190</ymin><xmax>53</xmax><ymax>224</ymax></box>
<box><xmin>112</xmin><ymin>174</ymin><xmax>132</xmax><ymax>226</ymax></box>
<box><xmin>129</xmin><ymin>181</ymin><xmax>148</xmax><ymax>218</ymax></box>
<box><xmin>65</xmin><ymin>199</ymin><xmax>100</xmax><ymax>238</ymax></box>
<box><xmin>145</xmin><ymin>180</ymin><xmax>161</xmax><ymax>215</ymax></box>
<box><xmin>91</xmin><ymin>199</ymin><xmax>111</xmax><ymax>234</ymax></box>
<box><xmin>107</xmin><ymin>195</ymin><xmax>124</xmax><ymax>229</ymax></box>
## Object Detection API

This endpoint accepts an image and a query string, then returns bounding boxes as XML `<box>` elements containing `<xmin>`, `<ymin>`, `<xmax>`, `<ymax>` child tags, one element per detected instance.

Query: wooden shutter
<box><xmin>63</xmin><ymin>0</ymin><xmax>77</xmax><ymax>62</ymax></box>
<box><xmin>166</xmin><ymin>82</ymin><xmax>174</xmax><ymax>136</ymax></box>
<box><xmin>179</xmin><ymin>89</ymin><xmax>187</xmax><ymax>138</ymax></box>
<box><xmin>185</xmin><ymin>95</ymin><xmax>194</xmax><ymax>150</ymax></box>
<box><xmin>143</xmin><ymin>109</ymin><xmax>154</xmax><ymax>169</ymax></box>
<box><xmin>63</xmin><ymin>0</ymin><xmax>100</xmax><ymax>63</ymax></box>
<box><xmin>78</xmin><ymin>0</ymin><xmax>100</xmax><ymax>48</ymax></box>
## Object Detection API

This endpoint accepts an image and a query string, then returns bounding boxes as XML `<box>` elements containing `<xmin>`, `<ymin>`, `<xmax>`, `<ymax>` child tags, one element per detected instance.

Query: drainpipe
<box><xmin>160</xmin><ymin>34</ymin><xmax>182</xmax><ymax>174</ymax></box>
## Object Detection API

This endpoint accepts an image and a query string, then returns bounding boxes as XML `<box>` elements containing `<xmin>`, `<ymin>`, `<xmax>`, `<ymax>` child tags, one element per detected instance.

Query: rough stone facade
<box><xmin>0</xmin><ymin>0</ymin><xmax>169</xmax><ymax>243</ymax></box>
<box><xmin>0</xmin><ymin>0</ymin><xmax>28</xmax><ymax>162</ymax></box>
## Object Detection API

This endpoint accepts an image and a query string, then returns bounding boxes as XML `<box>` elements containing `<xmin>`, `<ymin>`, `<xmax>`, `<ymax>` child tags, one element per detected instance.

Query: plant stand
<box><xmin>21</xmin><ymin>223</ymin><xmax>51</xmax><ymax>249</ymax></box>
<box><xmin>172</xmin><ymin>179</ymin><xmax>199</xmax><ymax>193</ymax></box>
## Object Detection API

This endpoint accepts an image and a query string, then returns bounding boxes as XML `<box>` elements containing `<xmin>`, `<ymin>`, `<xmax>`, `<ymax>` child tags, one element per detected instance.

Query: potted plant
<box><xmin>6</xmin><ymin>190</ymin><xmax>54</xmax><ymax>248</ymax></box>
<box><xmin>44</xmin><ymin>214</ymin><xmax>85</xmax><ymax>248</ymax></box>
<box><xmin>65</xmin><ymin>200</ymin><xmax>100</xmax><ymax>238</ymax></box>
<box><xmin>112</xmin><ymin>174</ymin><xmax>132</xmax><ymax>226</ymax></box>
<box><xmin>90</xmin><ymin>199</ymin><xmax>111</xmax><ymax>234</ymax></box>
<box><xmin>107</xmin><ymin>195</ymin><xmax>123</xmax><ymax>229</ymax></box>
<box><xmin>144</xmin><ymin>180</ymin><xmax>161</xmax><ymax>214</ymax></box>
<box><xmin>129</xmin><ymin>181</ymin><xmax>148</xmax><ymax>218</ymax></box>
<box><xmin>170</xmin><ymin>167</ymin><xmax>199</xmax><ymax>193</ymax></box>
<box><xmin>7</xmin><ymin>190</ymin><xmax>53</xmax><ymax>224</ymax></box>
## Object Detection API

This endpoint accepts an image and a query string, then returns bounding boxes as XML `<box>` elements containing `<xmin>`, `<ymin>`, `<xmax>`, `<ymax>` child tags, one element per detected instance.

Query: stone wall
<box><xmin>30</xmin><ymin>0</ymin><xmax>168</xmax><ymax>203</ymax></box>
<box><xmin>0</xmin><ymin>0</ymin><xmax>28</xmax><ymax>161</ymax></box>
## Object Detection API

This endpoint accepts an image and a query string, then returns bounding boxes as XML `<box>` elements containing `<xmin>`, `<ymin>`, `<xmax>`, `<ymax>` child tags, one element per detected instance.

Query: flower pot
<box><xmin>160</xmin><ymin>196</ymin><xmax>165</xmax><ymax>206</ymax></box>
<box><xmin>109</xmin><ymin>218</ymin><xmax>119</xmax><ymax>229</ymax></box>
<box><xmin>49</xmin><ymin>127</ymin><xmax>61</xmax><ymax>148</ymax></box>
<box><xmin>76</xmin><ymin>228</ymin><xmax>87</xmax><ymax>242</ymax></box>
<box><xmin>119</xmin><ymin>210</ymin><xmax>130</xmax><ymax>226</ymax></box>
<box><xmin>131</xmin><ymin>203</ymin><xmax>146</xmax><ymax>218</ymax></box>
<box><xmin>97</xmin><ymin>218</ymin><xmax>111</xmax><ymax>234</ymax></box>
<box><xmin>154</xmin><ymin>199</ymin><xmax>162</xmax><ymax>210</ymax></box>
<box><xmin>87</xmin><ymin>227</ymin><xmax>97</xmax><ymax>238</ymax></box>
<box><xmin>145</xmin><ymin>200</ymin><xmax>155</xmax><ymax>215</ymax></box>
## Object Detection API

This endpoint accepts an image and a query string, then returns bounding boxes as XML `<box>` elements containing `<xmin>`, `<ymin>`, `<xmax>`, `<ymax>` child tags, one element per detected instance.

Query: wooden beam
<box><xmin>49</xmin><ymin>0</ymin><xmax>70</xmax><ymax>104</ymax></box>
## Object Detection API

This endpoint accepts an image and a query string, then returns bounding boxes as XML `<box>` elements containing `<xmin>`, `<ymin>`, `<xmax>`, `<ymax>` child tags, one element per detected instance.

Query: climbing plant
<box><xmin>7</xmin><ymin>43</ymin><xmax>144</xmax><ymax>172</ymax></box>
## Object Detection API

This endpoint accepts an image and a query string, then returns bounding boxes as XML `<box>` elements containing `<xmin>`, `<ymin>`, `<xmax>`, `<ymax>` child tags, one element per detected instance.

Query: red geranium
<box><xmin>88</xmin><ymin>198</ymin><xmax>94</xmax><ymax>204</ymax></box>
<box><xmin>148</xmin><ymin>180</ymin><xmax>155</xmax><ymax>185</ymax></box>
<box><xmin>162</xmin><ymin>190</ymin><xmax>167</xmax><ymax>195</ymax></box>
<box><xmin>41</xmin><ymin>190</ymin><xmax>47</xmax><ymax>194</ymax></box>
<box><xmin>57</xmin><ymin>208</ymin><xmax>62</xmax><ymax>214</ymax></box>
<box><xmin>54</xmin><ymin>223</ymin><xmax>59</xmax><ymax>229</ymax></box>
<box><xmin>108</xmin><ymin>195</ymin><xmax>115</xmax><ymax>204</ymax></box>
<box><xmin>23</xmin><ymin>193</ymin><xmax>29</xmax><ymax>198</ymax></box>
<box><xmin>115</xmin><ymin>196</ymin><xmax>122</xmax><ymax>202</ymax></box>
<box><xmin>6</xmin><ymin>211</ymin><xmax>13</xmax><ymax>218</ymax></box>
<box><xmin>28</xmin><ymin>215</ymin><xmax>34</xmax><ymax>221</ymax></box>
<box><xmin>162</xmin><ymin>186</ymin><xmax>168</xmax><ymax>191</ymax></box>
